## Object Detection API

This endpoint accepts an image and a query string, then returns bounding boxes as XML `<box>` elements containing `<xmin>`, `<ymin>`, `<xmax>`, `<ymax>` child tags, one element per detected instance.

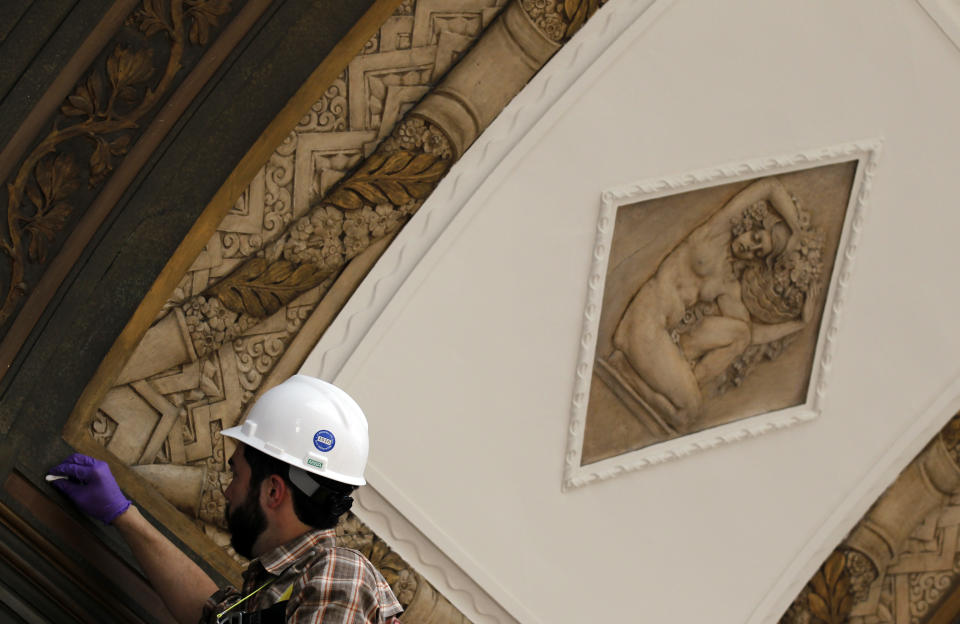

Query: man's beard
<box><xmin>227</xmin><ymin>485</ymin><xmax>267</xmax><ymax>559</ymax></box>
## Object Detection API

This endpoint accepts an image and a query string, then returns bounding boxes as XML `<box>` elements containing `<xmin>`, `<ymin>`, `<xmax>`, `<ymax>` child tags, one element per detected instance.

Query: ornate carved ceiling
<box><xmin>3</xmin><ymin>0</ymin><xmax>960</xmax><ymax>622</ymax></box>
<box><xmin>1</xmin><ymin>0</ymin><xmax>608</xmax><ymax>622</ymax></box>
<box><xmin>783</xmin><ymin>413</ymin><xmax>960</xmax><ymax>624</ymax></box>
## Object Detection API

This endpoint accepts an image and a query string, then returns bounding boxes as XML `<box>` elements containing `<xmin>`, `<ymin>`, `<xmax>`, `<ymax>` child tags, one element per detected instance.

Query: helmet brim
<box><xmin>222</xmin><ymin>425</ymin><xmax>366</xmax><ymax>486</ymax></box>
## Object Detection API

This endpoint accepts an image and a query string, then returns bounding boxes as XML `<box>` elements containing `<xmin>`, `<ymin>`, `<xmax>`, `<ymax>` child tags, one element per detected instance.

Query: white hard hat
<box><xmin>221</xmin><ymin>375</ymin><xmax>368</xmax><ymax>486</ymax></box>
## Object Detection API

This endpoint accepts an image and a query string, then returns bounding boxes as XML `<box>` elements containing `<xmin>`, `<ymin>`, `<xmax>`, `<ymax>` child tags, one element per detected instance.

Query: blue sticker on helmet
<box><xmin>313</xmin><ymin>430</ymin><xmax>335</xmax><ymax>452</ymax></box>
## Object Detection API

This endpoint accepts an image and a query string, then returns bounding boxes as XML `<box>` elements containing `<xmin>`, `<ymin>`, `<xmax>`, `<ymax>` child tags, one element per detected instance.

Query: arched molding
<box><xmin>747</xmin><ymin>374</ymin><xmax>960</xmax><ymax>624</ymax></box>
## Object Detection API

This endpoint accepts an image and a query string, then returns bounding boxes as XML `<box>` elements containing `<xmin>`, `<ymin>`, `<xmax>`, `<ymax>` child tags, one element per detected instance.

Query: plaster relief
<box><xmin>67</xmin><ymin>0</ymin><xmax>531</xmax><ymax>620</ymax></box>
<box><xmin>598</xmin><ymin>175</ymin><xmax>828</xmax><ymax>436</ymax></box>
<box><xmin>564</xmin><ymin>144</ymin><xmax>880</xmax><ymax>488</ymax></box>
<box><xmin>63</xmin><ymin>0</ymin><xmax>613</xmax><ymax>619</ymax></box>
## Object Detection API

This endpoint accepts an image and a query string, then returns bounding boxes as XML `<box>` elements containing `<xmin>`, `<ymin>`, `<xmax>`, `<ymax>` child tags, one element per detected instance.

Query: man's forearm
<box><xmin>113</xmin><ymin>506</ymin><xmax>219</xmax><ymax>624</ymax></box>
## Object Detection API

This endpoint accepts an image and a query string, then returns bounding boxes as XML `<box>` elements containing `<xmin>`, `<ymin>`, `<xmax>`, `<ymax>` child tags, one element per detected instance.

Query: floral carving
<box><xmin>807</xmin><ymin>551</ymin><xmax>854</xmax><ymax>624</ymax></box>
<box><xmin>561</xmin><ymin>0</ymin><xmax>602</xmax><ymax>39</ymax></box>
<box><xmin>184</xmin><ymin>296</ymin><xmax>245</xmax><ymax>355</ymax></box>
<box><xmin>0</xmin><ymin>0</ymin><xmax>235</xmax><ymax>328</ymax></box>
<box><xmin>22</xmin><ymin>154</ymin><xmax>82</xmax><ymax>263</ymax></box>
<box><xmin>186</xmin><ymin>117</ymin><xmax>452</xmax><ymax>355</ymax></box>
<box><xmin>783</xmin><ymin>412</ymin><xmax>960</xmax><ymax>624</ymax></box>
<box><xmin>90</xmin><ymin>135</ymin><xmax>133</xmax><ymax>187</ymax></box>
<box><xmin>522</xmin><ymin>0</ymin><xmax>607</xmax><ymax>42</ymax></box>
<box><xmin>844</xmin><ymin>549</ymin><xmax>878</xmax><ymax>605</ymax></box>
<box><xmin>326</xmin><ymin>149</ymin><xmax>447</xmax><ymax>211</ymax></box>
<box><xmin>783</xmin><ymin>546</ymin><xmax>886</xmax><ymax>624</ymax></box>
<box><xmin>393</xmin><ymin>0</ymin><xmax>415</xmax><ymax>16</ymax></box>
<box><xmin>60</xmin><ymin>74</ymin><xmax>104</xmax><ymax>118</ymax></box>
<box><xmin>185</xmin><ymin>0</ymin><xmax>232</xmax><ymax>45</ymax></box>
<box><xmin>179</xmin><ymin>74</ymin><xmax>347</xmax><ymax>303</ymax></box>
<box><xmin>522</xmin><ymin>0</ymin><xmax>566</xmax><ymax>41</ymax></box>
<box><xmin>74</xmin><ymin>3</ymin><xmax>547</xmax><ymax>617</ymax></box>
<box><xmin>210</xmin><ymin>259</ymin><xmax>328</xmax><ymax>319</ymax></box>
<box><xmin>198</xmin><ymin>465</ymin><xmax>230</xmax><ymax>528</ymax></box>
<box><xmin>106</xmin><ymin>45</ymin><xmax>155</xmax><ymax>98</ymax></box>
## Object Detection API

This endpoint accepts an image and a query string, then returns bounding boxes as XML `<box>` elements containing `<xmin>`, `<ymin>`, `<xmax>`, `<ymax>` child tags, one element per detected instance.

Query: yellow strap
<box><xmin>217</xmin><ymin>578</ymin><xmax>275</xmax><ymax>620</ymax></box>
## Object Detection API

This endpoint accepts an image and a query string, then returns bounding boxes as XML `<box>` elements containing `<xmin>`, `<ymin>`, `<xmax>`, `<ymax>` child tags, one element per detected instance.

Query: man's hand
<box><xmin>49</xmin><ymin>454</ymin><xmax>131</xmax><ymax>524</ymax></box>
<box><xmin>50</xmin><ymin>454</ymin><xmax>217</xmax><ymax>624</ymax></box>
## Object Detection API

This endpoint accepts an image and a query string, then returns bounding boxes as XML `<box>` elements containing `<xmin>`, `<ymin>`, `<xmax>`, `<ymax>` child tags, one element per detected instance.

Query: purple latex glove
<box><xmin>49</xmin><ymin>453</ymin><xmax>131</xmax><ymax>525</ymax></box>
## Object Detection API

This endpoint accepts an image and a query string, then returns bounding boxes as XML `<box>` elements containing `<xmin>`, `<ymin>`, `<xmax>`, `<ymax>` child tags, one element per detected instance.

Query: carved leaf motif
<box><xmin>35</xmin><ymin>153</ymin><xmax>81</xmax><ymax>205</ymax></box>
<box><xmin>88</xmin><ymin>135</ymin><xmax>131</xmax><ymax>187</ymax></box>
<box><xmin>106</xmin><ymin>45</ymin><xmax>154</xmax><ymax>92</ymax></box>
<box><xmin>806</xmin><ymin>551</ymin><xmax>852</xmax><ymax>624</ymax></box>
<box><xmin>61</xmin><ymin>73</ymin><xmax>103</xmax><ymax>118</ymax></box>
<box><xmin>65</xmin><ymin>95</ymin><xmax>92</xmax><ymax>118</ymax></box>
<box><xmin>2</xmin><ymin>0</ymin><xmax>226</xmax><ymax>325</ymax></box>
<box><xmin>807</xmin><ymin>592</ymin><xmax>830</xmax><ymax>623</ymax></box>
<box><xmin>90</xmin><ymin>138</ymin><xmax>112</xmax><ymax>187</ymax></box>
<box><xmin>185</xmin><ymin>0</ymin><xmax>232</xmax><ymax>45</ymax></box>
<box><xmin>25</xmin><ymin>204</ymin><xmax>71</xmax><ymax>263</ymax></box>
<box><xmin>111</xmin><ymin>134</ymin><xmax>131</xmax><ymax>154</ymax></box>
<box><xmin>25</xmin><ymin>184</ymin><xmax>44</xmax><ymax>213</ymax></box>
<box><xmin>212</xmin><ymin>258</ymin><xmax>328</xmax><ymax>317</ymax></box>
<box><xmin>563</xmin><ymin>0</ymin><xmax>600</xmax><ymax>38</ymax></box>
<box><xmin>24</xmin><ymin>153</ymin><xmax>80</xmax><ymax>263</ymax></box>
<box><xmin>118</xmin><ymin>85</ymin><xmax>140</xmax><ymax>103</ymax></box>
<box><xmin>137</xmin><ymin>0</ymin><xmax>170</xmax><ymax>37</ymax></box>
<box><xmin>326</xmin><ymin>150</ymin><xmax>448</xmax><ymax>211</ymax></box>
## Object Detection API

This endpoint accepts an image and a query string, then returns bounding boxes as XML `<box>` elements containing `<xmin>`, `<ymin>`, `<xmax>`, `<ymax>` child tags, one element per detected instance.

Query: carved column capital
<box><xmin>783</xmin><ymin>417</ymin><xmax>960</xmax><ymax>623</ymax></box>
<box><xmin>414</xmin><ymin>1</ymin><xmax>561</xmax><ymax>158</ymax></box>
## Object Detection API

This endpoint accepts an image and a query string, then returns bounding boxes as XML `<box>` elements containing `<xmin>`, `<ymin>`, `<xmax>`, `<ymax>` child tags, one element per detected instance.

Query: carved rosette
<box><xmin>522</xmin><ymin>0</ymin><xmax>607</xmax><ymax>42</ymax></box>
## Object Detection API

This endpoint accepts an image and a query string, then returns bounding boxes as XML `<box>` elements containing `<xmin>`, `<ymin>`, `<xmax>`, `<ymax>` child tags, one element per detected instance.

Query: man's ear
<box><xmin>262</xmin><ymin>474</ymin><xmax>288</xmax><ymax>510</ymax></box>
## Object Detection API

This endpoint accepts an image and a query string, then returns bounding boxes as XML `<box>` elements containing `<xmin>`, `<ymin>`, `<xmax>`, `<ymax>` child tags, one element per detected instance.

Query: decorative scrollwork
<box><xmin>187</xmin><ymin>117</ymin><xmax>453</xmax><ymax>357</ymax></box>
<box><xmin>0</xmin><ymin>0</ymin><xmax>236</xmax><ymax>327</ymax></box>
<box><xmin>294</xmin><ymin>74</ymin><xmax>348</xmax><ymax>133</ymax></box>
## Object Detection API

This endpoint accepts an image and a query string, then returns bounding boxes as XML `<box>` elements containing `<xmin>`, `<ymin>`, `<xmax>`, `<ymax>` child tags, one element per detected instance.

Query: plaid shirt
<box><xmin>201</xmin><ymin>528</ymin><xmax>403</xmax><ymax>623</ymax></box>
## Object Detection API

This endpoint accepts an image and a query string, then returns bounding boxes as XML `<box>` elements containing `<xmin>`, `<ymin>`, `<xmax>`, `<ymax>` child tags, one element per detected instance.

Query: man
<box><xmin>50</xmin><ymin>375</ymin><xmax>403</xmax><ymax>624</ymax></box>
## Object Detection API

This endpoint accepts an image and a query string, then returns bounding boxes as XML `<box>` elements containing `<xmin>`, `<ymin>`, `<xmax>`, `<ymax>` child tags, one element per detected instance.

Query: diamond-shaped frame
<box><xmin>562</xmin><ymin>140</ymin><xmax>883</xmax><ymax>490</ymax></box>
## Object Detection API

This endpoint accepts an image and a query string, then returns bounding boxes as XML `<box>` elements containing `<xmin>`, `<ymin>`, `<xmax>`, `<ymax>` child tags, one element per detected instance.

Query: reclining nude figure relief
<box><xmin>604</xmin><ymin>177</ymin><xmax>825</xmax><ymax>433</ymax></box>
